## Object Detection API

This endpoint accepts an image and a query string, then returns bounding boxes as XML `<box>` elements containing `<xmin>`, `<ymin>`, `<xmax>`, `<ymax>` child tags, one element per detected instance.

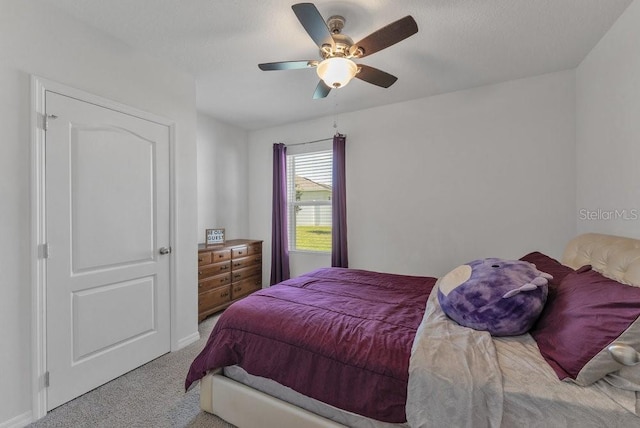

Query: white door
<box><xmin>45</xmin><ymin>91</ymin><xmax>171</xmax><ymax>410</ymax></box>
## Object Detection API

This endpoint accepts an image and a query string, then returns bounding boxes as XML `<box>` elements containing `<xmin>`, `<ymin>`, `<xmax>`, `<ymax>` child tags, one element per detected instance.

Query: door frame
<box><xmin>30</xmin><ymin>76</ymin><xmax>177</xmax><ymax>419</ymax></box>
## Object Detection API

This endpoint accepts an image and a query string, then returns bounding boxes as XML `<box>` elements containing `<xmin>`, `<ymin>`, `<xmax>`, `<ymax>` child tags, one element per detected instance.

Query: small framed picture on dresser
<box><xmin>205</xmin><ymin>228</ymin><xmax>225</xmax><ymax>246</ymax></box>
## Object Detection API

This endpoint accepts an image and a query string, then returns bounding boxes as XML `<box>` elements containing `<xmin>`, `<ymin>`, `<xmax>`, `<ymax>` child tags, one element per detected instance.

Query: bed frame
<box><xmin>200</xmin><ymin>370</ymin><xmax>344</xmax><ymax>427</ymax></box>
<box><xmin>199</xmin><ymin>232</ymin><xmax>640</xmax><ymax>428</ymax></box>
<box><xmin>561</xmin><ymin>232</ymin><xmax>640</xmax><ymax>285</ymax></box>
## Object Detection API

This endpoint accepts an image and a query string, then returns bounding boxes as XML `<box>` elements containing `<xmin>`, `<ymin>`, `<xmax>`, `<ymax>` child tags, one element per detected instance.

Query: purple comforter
<box><xmin>185</xmin><ymin>267</ymin><xmax>436</xmax><ymax>423</ymax></box>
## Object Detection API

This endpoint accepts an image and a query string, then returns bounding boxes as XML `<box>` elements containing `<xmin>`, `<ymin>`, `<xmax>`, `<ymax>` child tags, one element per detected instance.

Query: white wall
<box><xmin>249</xmin><ymin>70</ymin><xmax>577</xmax><ymax>281</ymax></box>
<box><xmin>197</xmin><ymin>113</ymin><xmax>249</xmax><ymax>241</ymax></box>
<box><xmin>576</xmin><ymin>0</ymin><xmax>640</xmax><ymax>238</ymax></box>
<box><xmin>0</xmin><ymin>1</ymin><xmax>198</xmax><ymax>425</ymax></box>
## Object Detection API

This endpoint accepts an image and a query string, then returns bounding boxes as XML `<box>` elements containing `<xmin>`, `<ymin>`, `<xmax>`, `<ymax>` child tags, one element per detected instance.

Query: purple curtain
<box><xmin>331</xmin><ymin>134</ymin><xmax>349</xmax><ymax>267</ymax></box>
<box><xmin>270</xmin><ymin>143</ymin><xmax>290</xmax><ymax>285</ymax></box>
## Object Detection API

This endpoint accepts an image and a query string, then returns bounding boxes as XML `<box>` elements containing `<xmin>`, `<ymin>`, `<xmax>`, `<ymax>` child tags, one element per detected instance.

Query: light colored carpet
<box><xmin>29</xmin><ymin>315</ymin><xmax>235</xmax><ymax>428</ymax></box>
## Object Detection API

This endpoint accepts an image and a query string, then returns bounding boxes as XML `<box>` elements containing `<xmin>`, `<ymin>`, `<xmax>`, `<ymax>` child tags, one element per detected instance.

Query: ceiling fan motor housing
<box><xmin>327</xmin><ymin>15</ymin><xmax>345</xmax><ymax>34</ymax></box>
<box><xmin>321</xmin><ymin>33</ymin><xmax>354</xmax><ymax>59</ymax></box>
<box><xmin>318</xmin><ymin>15</ymin><xmax>358</xmax><ymax>59</ymax></box>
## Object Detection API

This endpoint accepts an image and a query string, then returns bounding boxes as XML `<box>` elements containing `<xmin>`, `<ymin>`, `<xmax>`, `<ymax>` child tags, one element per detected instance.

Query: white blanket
<box><xmin>406</xmin><ymin>286</ymin><xmax>503</xmax><ymax>427</ymax></box>
<box><xmin>406</xmin><ymin>286</ymin><xmax>640</xmax><ymax>428</ymax></box>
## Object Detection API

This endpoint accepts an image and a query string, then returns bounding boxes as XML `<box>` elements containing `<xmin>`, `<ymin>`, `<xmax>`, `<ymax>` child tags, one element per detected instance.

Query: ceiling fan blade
<box><xmin>313</xmin><ymin>80</ymin><xmax>332</xmax><ymax>99</ymax></box>
<box><xmin>292</xmin><ymin>3</ymin><xmax>334</xmax><ymax>49</ymax></box>
<box><xmin>355</xmin><ymin>64</ymin><xmax>398</xmax><ymax>88</ymax></box>
<box><xmin>351</xmin><ymin>16</ymin><xmax>418</xmax><ymax>58</ymax></box>
<box><xmin>258</xmin><ymin>60</ymin><xmax>317</xmax><ymax>71</ymax></box>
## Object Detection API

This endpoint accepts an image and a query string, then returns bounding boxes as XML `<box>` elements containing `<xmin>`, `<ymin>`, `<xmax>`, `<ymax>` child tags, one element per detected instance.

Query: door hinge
<box><xmin>41</xmin><ymin>113</ymin><xmax>58</xmax><ymax>131</ymax></box>
<box><xmin>44</xmin><ymin>371</ymin><xmax>50</xmax><ymax>388</ymax></box>
<box><xmin>40</xmin><ymin>243</ymin><xmax>49</xmax><ymax>259</ymax></box>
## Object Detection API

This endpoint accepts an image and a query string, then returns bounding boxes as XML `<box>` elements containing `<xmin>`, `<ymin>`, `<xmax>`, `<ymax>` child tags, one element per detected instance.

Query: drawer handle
<box><xmin>217</xmin><ymin>254</ymin><xmax>224</xmax><ymax>258</ymax></box>
<box><xmin>221</xmin><ymin>291</ymin><xmax>229</xmax><ymax>298</ymax></box>
<box><xmin>238</xmin><ymin>251</ymin><xmax>244</xmax><ymax>255</ymax></box>
<box><xmin>198</xmin><ymin>258</ymin><xmax>203</xmax><ymax>262</ymax></box>
<box><xmin>221</xmin><ymin>265</ymin><xmax>229</xmax><ymax>270</ymax></box>
<box><xmin>198</xmin><ymin>271</ymin><xmax>202</xmax><ymax>275</ymax></box>
<box><xmin>233</xmin><ymin>262</ymin><xmax>241</xmax><ymax>267</ymax></box>
<box><xmin>233</xmin><ymin>274</ymin><xmax>241</xmax><ymax>279</ymax></box>
<box><xmin>220</xmin><ymin>278</ymin><xmax>226</xmax><ymax>283</ymax></box>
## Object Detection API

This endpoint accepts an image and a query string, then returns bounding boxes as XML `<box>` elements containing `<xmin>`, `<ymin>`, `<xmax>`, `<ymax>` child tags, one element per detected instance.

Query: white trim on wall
<box><xmin>30</xmin><ymin>76</ymin><xmax>179</xmax><ymax>420</ymax></box>
<box><xmin>0</xmin><ymin>411</ymin><xmax>32</xmax><ymax>428</ymax></box>
<box><xmin>30</xmin><ymin>76</ymin><xmax>48</xmax><ymax>421</ymax></box>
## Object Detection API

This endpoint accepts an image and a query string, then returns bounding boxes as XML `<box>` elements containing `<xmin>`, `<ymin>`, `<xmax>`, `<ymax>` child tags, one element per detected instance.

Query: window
<box><xmin>286</xmin><ymin>143</ymin><xmax>333</xmax><ymax>252</ymax></box>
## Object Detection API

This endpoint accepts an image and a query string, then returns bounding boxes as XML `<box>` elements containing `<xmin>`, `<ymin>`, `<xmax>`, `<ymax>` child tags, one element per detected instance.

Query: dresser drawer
<box><xmin>231</xmin><ymin>245</ymin><xmax>249</xmax><ymax>258</ymax></box>
<box><xmin>232</xmin><ymin>254</ymin><xmax>262</xmax><ymax>270</ymax></box>
<box><xmin>199</xmin><ymin>273</ymin><xmax>231</xmax><ymax>293</ymax></box>
<box><xmin>198</xmin><ymin>285</ymin><xmax>231</xmax><ymax>312</ymax></box>
<box><xmin>231</xmin><ymin>276</ymin><xmax>262</xmax><ymax>300</ymax></box>
<box><xmin>198</xmin><ymin>261</ymin><xmax>231</xmax><ymax>280</ymax></box>
<box><xmin>247</xmin><ymin>243</ymin><xmax>262</xmax><ymax>255</ymax></box>
<box><xmin>232</xmin><ymin>265</ymin><xmax>261</xmax><ymax>282</ymax></box>
<box><xmin>211</xmin><ymin>249</ymin><xmax>231</xmax><ymax>262</ymax></box>
<box><xmin>198</xmin><ymin>252</ymin><xmax>212</xmax><ymax>266</ymax></box>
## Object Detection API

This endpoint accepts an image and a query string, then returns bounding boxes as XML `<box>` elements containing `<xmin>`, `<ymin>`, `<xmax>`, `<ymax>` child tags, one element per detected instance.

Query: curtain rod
<box><xmin>285</xmin><ymin>132</ymin><xmax>344</xmax><ymax>147</ymax></box>
<box><xmin>285</xmin><ymin>137</ymin><xmax>333</xmax><ymax>147</ymax></box>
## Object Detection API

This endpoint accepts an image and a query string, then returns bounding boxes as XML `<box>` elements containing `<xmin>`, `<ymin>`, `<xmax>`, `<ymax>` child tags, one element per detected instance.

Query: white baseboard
<box><xmin>176</xmin><ymin>330</ymin><xmax>200</xmax><ymax>350</ymax></box>
<box><xmin>0</xmin><ymin>411</ymin><xmax>33</xmax><ymax>428</ymax></box>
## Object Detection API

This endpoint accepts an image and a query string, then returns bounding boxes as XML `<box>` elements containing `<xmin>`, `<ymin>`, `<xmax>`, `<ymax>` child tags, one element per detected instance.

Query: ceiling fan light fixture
<box><xmin>316</xmin><ymin>57</ymin><xmax>358</xmax><ymax>88</ymax></box>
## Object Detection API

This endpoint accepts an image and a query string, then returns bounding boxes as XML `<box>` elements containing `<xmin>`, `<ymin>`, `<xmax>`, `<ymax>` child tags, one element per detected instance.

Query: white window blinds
<box><xmin>286</xmin><ymin>143</ymin><xmax>333</xmax><ymax>252</ymax></box>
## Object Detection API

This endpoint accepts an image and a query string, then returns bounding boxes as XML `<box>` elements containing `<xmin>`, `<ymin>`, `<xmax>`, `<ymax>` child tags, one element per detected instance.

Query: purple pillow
<box><xmin>519</xmin><ymin>252</ymin><xmax>574</xmax><ymax>289</ymax></box>
<box><xmin>531</xmin><ymin>265</ymin><xmax>640</xmax><ymax>386</ymax></box>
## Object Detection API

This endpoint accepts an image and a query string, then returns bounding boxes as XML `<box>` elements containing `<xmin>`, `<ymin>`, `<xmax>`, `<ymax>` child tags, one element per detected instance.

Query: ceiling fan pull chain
<box><xmin>333</xmin><ymin>91</ymin><xmax>339</xmax><ymax>132</ymax></box>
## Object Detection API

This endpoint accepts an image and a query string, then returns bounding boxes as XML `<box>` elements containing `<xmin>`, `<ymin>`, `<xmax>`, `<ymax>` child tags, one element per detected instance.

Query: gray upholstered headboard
<box><xmin>562</xmin><ymin>233</ymin><xmax>640</xmax><ymax>287</ymax></box>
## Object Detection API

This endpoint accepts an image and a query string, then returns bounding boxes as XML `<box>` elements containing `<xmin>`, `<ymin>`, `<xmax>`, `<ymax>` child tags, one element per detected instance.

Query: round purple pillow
<box><xmin>437</xmin><ymin>258</ymin><xmax>551</xmax><ymax>336</ymax></box>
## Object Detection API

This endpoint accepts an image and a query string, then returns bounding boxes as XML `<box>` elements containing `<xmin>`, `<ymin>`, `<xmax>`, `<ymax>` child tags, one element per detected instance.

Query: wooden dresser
<box><xmin>197</xmin><ymin>239</ymin><xmax>263</xmax><ymax>321</ymax></box>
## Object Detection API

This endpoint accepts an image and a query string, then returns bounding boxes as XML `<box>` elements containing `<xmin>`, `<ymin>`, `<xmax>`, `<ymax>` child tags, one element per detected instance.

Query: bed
<box><xmin>186</xmin><ymin>233</ymin><xmax>640</xmax><ymax>427</ymax></box>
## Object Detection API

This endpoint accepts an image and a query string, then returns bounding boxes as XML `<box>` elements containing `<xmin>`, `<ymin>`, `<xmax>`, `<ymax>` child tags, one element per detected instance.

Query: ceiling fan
<box><xmin>258</xmin><ymin>2</ymin><xmax>418</xmax><ymax>99</ymax></box>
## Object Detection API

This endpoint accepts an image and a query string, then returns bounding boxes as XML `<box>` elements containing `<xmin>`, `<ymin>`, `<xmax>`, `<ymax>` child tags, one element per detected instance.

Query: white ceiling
<box><xmin>45</xmin><ymin>0</ymin><xmax>632</xmax><ymax>130</ymax></box>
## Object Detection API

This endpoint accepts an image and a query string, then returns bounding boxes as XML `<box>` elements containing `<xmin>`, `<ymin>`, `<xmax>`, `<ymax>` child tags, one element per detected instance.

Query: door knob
<box><xmin>159</xmin><ymin>247</ymin><xmax>172</xmax><ymax>255</ymax></box>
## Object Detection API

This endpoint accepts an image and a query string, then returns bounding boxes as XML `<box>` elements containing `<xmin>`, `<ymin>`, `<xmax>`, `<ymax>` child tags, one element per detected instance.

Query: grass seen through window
<box><xmin>295</xmin><ymin>225</ymin><xmax>331</xmax><ymax>252</ymax></box>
